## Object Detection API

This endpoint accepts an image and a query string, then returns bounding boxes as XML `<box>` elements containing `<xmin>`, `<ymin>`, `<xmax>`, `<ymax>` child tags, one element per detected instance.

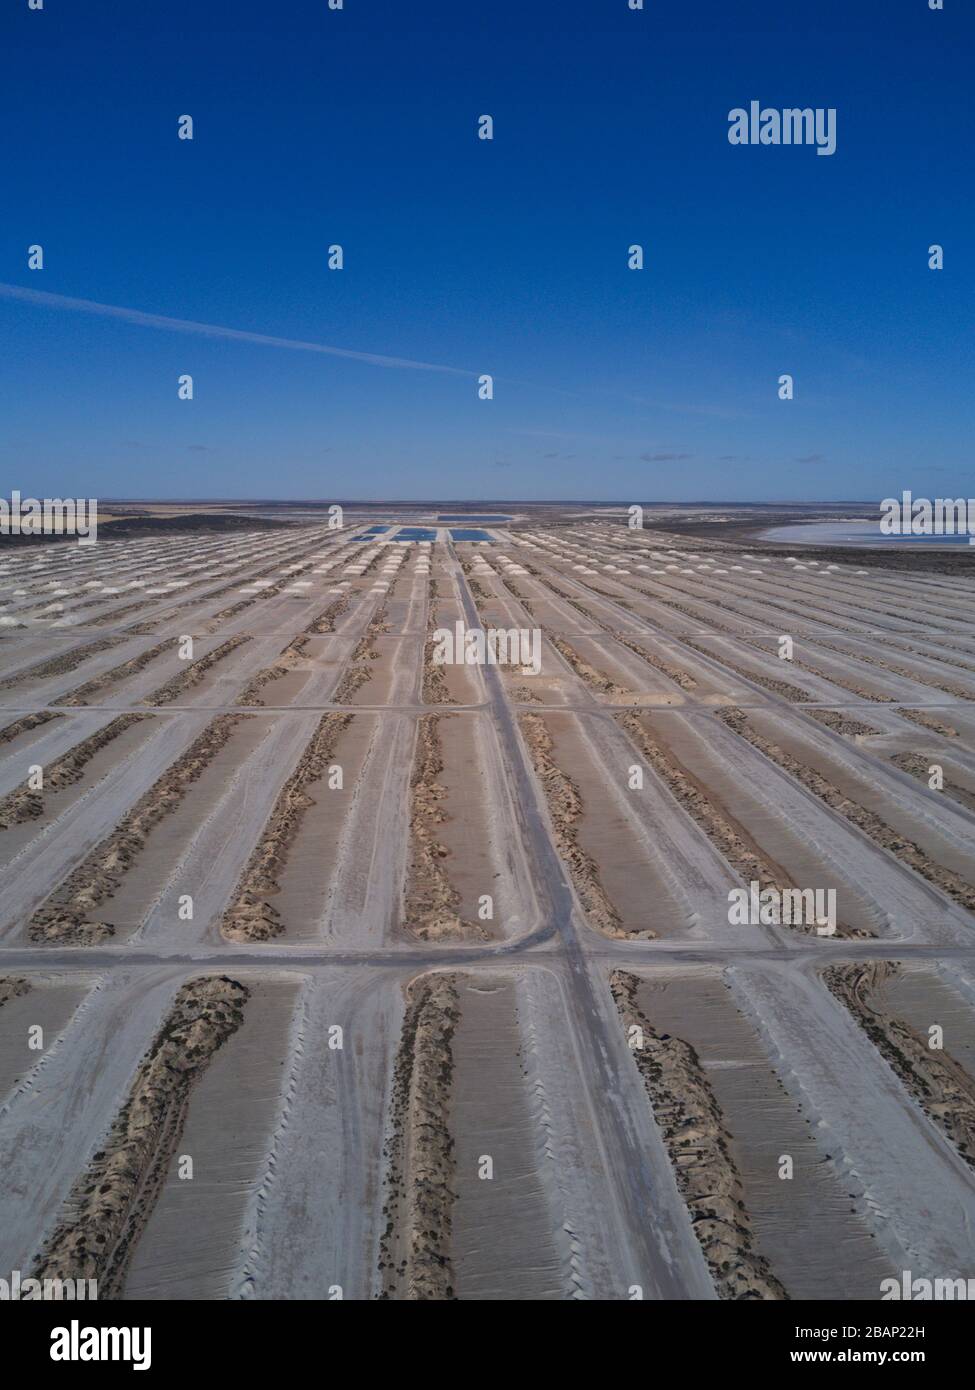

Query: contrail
<box><xmin>0</xmin><ymin>282</ymin><xmax>476</xmax><ymax>377</ymax></box>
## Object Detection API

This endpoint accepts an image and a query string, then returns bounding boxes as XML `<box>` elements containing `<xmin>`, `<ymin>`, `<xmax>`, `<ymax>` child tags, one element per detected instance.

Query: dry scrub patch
<box><xmin>632</xmin><ymin>588</ymin><xmax>739</xmax><ymax>634</ymax></box>
<box><xmin>31</xmin><ymin>976</ymin><xmax>249</xmax><ymax>1296</ymax></box>
<box><xmin>588</xmin><ymin>578</ymin><xmax>820</xmax><ymax>703</ymax></box>
<box><xmin>460</xmin><ymin>569</ymin><xmax>500</xmax><ymax>625</ymax></box>
<box><xmin>611</xmin><ymin>971</ymin><xmax>786</xmax><ymax>1300</ymax></box>
<box><xmin>513</xmin><ymin>683</ymin><xmax>542</xmax><ymax>703</ymax></box>
<box><xmin>221</xmin><ymin>712</ymin><xmax>353</xmax><ymax>941</ymax></box>
<box><xmin>823</xmin><ymin>962</ymin><xmax>975</xmax><ymax>1171</ymax></box>
<box><xmin>718</xmin><ymin>708</ymin><xmax>975</xmax><ymax>913</ymax></box>
<box><xmin>380</xmin><ymin>972</ymin><xmax>459</xmax><ymax>1300</ymax></box>
<box><xmin>29</xmin><ymin>714</ymin><xmax>248</xmax><ymax>943</ymax></box>
<box><xmin>404</xmin><ymin>715</ymin><xmax>487</xmax><ymax>941</ymax></box>
<box><xmin>0</xmin><ymin>713</ymin><xmax>147</xmax><ymax>829</ymax></box>
<box><xmin>519</xmin><ymin>711</ymin><xmax>635</xmax><ymax>938</ymax></box>
<box><xmin>0</xmin><ymin>976</ymin><xmax>30</xmax><ymax>1008</ymax></box>
<box><xmin>707</xmin><ymin>578</ymin><xmax>863</xmax><ymax>637</ymax></box>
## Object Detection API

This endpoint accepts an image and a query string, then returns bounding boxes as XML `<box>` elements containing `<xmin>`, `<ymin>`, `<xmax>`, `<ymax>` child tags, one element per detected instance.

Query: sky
<box><xmin>1</xmin><ymin>0</ymin><xmax>972</xmax><ymax>503</ymax></box>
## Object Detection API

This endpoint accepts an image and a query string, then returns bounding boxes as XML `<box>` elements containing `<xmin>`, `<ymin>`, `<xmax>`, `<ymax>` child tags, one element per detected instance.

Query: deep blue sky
<box><xmin>1</xmin><ymin>0</ymin><xmax>972</xmax><ymax>502</ymax></box>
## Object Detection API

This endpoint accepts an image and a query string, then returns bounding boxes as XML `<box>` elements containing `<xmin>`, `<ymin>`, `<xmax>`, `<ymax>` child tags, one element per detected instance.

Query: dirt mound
<box><xmin>681</xmin><ymin>635</ymin><xmax>811</xmax><ymax>702</ymax></box>
<box><xmin>305</xmin><ymin>592</ymin><xmax>351</xmax><ymax>634</ymax></box>
<box><xmin>0</xmin><ymin>711</ymin><xmax>63</xmax><ymax>747</ymax></box>
<box><xmin>891</xmin><ymin>751</ymin><xmax>975</xmax><ymax>814</ymax></box>
<box><xmin>719</xmin><ymin>707</ymin><xmax>975</xmax><ymax>913</ymax></box>
<box><xmin>59</xmin><ymin>641</ymin><xmax>171</xmax><ymax>705</ymax></box>
<box><xmin>519</xmin><ymin>711</ymin><xmax>634</xmax><ymax>938</ymax></box>
<box><xmin>221</xmin><ymin>712</ymin><xmax>353</xmax><ymax>940</ymax></box>
<box><xmin>333</xmin><ymin>605</ymin><xmax>388</xmax><ymax>703</ymax></box>
<box><xmin>614</xmin><ymin>632</ymin><xmax>698</xmax><ymax>691</ymax></box>
<box><xmin>234</xmin><ymin>635</ymin><xmax>310</xmax><ymax>707</ymax></box>
<box><xmin>380</xmin><ymin>972</ymin><xmax>460</xmax><ymax>1300</ymax></box>
<box><xmin>404</xmin><ymin>715</ymin><xmax>486</xmax><ymax>941</ymax></box>
<box><xmin>617</xmin><ymin>711</ymin><xmax>869</xmax><ymax>938</ymax></box>
<box><xmin>824</xmin><ymin>962</ymin><xmax>975</xmax><ymax>1171</ymax></box>
<box><xmin>611</xmin><ymin>970</ymin><xmax>787</xmax><ymax>1300</ymax></box>
<box><xmin>0</xmin><ymin>713</ymin><xmax>147</xmax><ymax>828</ymax></box>
<box><xmin>814</xmin><ymin>637</ymin><xmax>975</xmax><ymax>700</ymax></box>
<box><xmin>32</xmin><ymin>975</ymin><xmax>249</xmax><ymax>1296</ymax></box>
<box><xmin>0</xmin><ymin>636</ymin><xmax>129</xmax><ymax>694</ymax></box>
<box><xmin>550</xmin><ymin>634</ymin><xmax>634</xmax><ymax>701</ymax></box>
<box><xmin>422</xmin><ymin>580</ymin><xmax>457</xmax><ymax>705</ymax></box>
<box><xmin>900</xmin><ymin>709</ymin><xmax>958</xmax><ymax>738</ymax></box>
<box><xmin>806</xmin><ymin>709</ymin><xmax>881</xmax><ymax>737</ymax></box>
<box><xmin>145</xmin><ymin>635</ymin><xmax>251</xmax><ymax>705</ymax></box>
<box><xmin>30</xmin><ymin>714</ymin><xmax>247</xmax><ymax>943</ymax></box>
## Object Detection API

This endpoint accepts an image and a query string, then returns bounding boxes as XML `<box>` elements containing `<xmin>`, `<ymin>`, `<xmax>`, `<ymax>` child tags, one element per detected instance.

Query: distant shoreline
<box><xmin>760</xmin><ymin>520</ymin><xmax>973</xmax><ymax>548</ymax></box>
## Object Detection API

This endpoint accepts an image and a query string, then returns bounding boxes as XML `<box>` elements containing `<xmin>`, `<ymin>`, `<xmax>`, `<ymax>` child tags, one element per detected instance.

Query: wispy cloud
<box><xmin>0</xmin><ymin>283</ymin><xmax>475</xmax><ymax>378</ymax></box>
